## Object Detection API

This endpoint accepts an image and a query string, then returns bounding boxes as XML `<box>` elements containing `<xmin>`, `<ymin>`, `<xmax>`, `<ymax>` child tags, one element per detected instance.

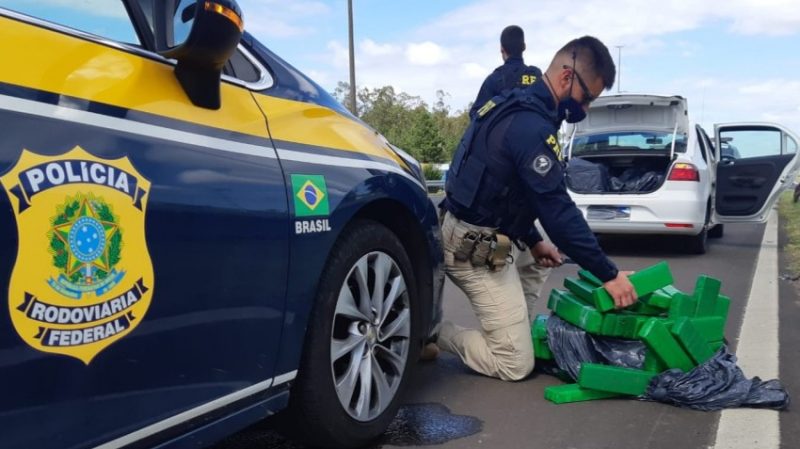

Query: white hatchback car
<box><xmin>564</xmin><ymin>94</ymin><xmax>800</xmax><ymax>254</ymax></box>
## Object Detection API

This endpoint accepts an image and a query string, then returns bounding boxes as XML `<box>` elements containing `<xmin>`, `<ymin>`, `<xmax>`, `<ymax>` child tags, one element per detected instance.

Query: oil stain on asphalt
<box><xmin>213</xmin><ymin>403</ymin><xmax>483</xmax><ymax>448</ymax></box>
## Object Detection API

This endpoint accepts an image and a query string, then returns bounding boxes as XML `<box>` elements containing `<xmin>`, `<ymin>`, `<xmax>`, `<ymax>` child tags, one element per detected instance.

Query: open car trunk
<box><xmin>564</xmin><ymin>94</ymin><xmax>689</xmax><ymax>194</ymax></box>
<box><xmin>566</xmin><ymin>153</ymin><xmax>672</xmax><ymax>194</ymax></box>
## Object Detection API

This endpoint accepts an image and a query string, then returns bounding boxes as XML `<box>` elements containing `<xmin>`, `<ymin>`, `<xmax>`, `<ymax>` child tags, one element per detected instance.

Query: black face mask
<box><xmin>558</xmin><ymin>96</ymin><xmax>587</xmax><ymax>124</ymax></box>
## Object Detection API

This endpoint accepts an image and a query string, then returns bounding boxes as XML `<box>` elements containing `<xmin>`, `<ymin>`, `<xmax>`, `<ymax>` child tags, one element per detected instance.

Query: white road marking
<box><xmin>712</xmin><ymin>212</ymin><xmax>780</xmax><ymax>449</ymax></box>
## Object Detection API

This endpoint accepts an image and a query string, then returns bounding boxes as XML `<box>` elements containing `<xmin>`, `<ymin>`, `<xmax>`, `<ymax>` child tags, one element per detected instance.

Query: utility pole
<box><xmin>347</xmin><ymin>0</ymin><xmax>357</xmax><ymax>115</ymax></box>
<box><xmin>615</xmin><ymin>45</ymin><xmax>623</xmax><ymax>93</ymax></box>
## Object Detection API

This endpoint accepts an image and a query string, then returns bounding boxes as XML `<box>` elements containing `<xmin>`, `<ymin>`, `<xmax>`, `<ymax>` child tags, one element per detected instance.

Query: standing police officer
<box><xmin>467</xmin><ymin>25</ymin><xmax>552</xmax><ymax>328</ymax></box>
<box><xmin>437</xmin><ymin>36</ymin><xmax>637</xmax><ymax>381</ymax></box>
<box><xmin>469</xmin><ymin>25</ymin><xmax>542</xmax><ymax>119</ymax></box>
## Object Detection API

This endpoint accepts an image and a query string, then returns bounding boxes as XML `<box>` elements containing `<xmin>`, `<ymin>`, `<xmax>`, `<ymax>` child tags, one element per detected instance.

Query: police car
<box><xmin>0</xmin><ymin>1</ymin><xmax>443</xmax><ymax>448</ymax></box>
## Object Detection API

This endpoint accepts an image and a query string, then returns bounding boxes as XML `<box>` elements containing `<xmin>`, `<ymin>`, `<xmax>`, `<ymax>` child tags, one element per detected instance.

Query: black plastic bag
<box><xmin>607</xmin><ymin>167</ymin><xmax>664</xmax><ymax>193</ymax></box>
<box><xmin>545</xmin><ymin>316</ymin><xmax>789</xmax><ymax>411</ymax></box>
<box><xmin>546</xmin><ymin>315</ymin><xmax>645</xmax><ymax>381</ymax></box>
<box><xmin>566</xmin><ymin>158</ymin><xmax>609</xmax><ymax>193</ymax></box>
<box><xmin>644</xmin><ymin>346</ymin><xmax>790</xmax><ymax>411</ymax></box>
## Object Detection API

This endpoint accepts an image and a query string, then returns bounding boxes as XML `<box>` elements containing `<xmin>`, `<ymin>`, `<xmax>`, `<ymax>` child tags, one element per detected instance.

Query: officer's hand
<box><xmin>603</xmin><ymin>271</ymin><xmax>637</xmax><ymax>308</ymax></box>
<box><xmin>531</xmin><ymin>241</ymin><xmax>562</xmax><ymax>268</ymax></box>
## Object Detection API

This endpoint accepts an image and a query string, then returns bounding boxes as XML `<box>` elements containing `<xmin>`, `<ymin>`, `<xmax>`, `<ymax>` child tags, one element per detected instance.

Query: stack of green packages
<box><xmin>532</xmin><ymin>261</ymin><xmax>731</xmax><ymax>404</ymax></box>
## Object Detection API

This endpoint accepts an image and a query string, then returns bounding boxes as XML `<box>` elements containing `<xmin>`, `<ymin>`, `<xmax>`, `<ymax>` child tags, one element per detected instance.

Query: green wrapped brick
<box><xmin>689</xmin><ymin>316</ymin><xmax>725</xmax><ymax>342</ymax></box>
<box><xmin>715</xmin><ymin>295</ymin><xmax>731</xmax><ymax>322</ymax></box>
<box><xmin>671</xmin><ymin>317</ymin><xmax>715</xmax><ymax>364</ymax></box>
<box><xmin>544</xmin><ymin>383</ymin><xmax>624</xmax><ymax>404</ymax></box>
<box><xmin>593</xmin><ymin>261</ymin><xmax>675</xmax><ymax>312</ymax></box>
<box><xmin>629</xmin><ymin>261</ymin><xmax>675</xmax><ymax>295</ymax></box>
<box><xmin>660</xmin><ymin>285</ymin><xmax>683</xmax><ymax>297</ymax></box>
<box><xmin>693</xmin><ymin>275</ymin><xmax>722</xmax><ymax>317</ymax></box>
<box><xmin>629</xmin><ymin>300</ymin><xmax>668</xmax><ymax>316</ymax></box>
<box><xmin>599</xmin><ymin>313</ymin><xmax>651</xmax><ymax>339</ymax></box>
<box><xmin>578</xmin><ymin>269</ymin><xmax>604</xmax><ymax>287</ymax></box>
<box><xmin>668</xmin><ymin>293</ymin><xmax>697</xmax><ymax>318</ymax></box>
<box><xmin>547</xmin><ymin>289</ymin><xmax>604</xmax><ymax>333</ymax></box>
<box><xmin>709</xmin><ymin>340</ymin><xmax>725</xmax><ymax>353</ymax></box>
<box><xmin>639</xmin><ymin>319</ymin><xmax>695</xmax><ymax>372</ymax></box>
<box><xmin>578</xmin><ymin>363</ymin><xmax>658</xmax><ymax>396</ymax></box>
<box><xmin>591</xmin><ymin>289</ymin><xmax>618</xmax><ymax>313</ymax></box>
<box><xmin>643</xmin><ymin>349</ymin><xmax>668</xmax><ymax>373</ymax></box>
<box><xmin>641</xmin><ymin>286</ymin><xmax>681</xmax><ymax>309</ymax></box>
<box><xmin>563</xmin><ymin>277</ymin><xmax>597</xmax><ymax>305</ymax></box>
<box><xmin>532</xmin><ymin>315</ymin><xmax>554</xmax><ymax>360</ymax></box>
<box><xmin>534</xmin><ymin>338</ymin><xmax>554</xmax><ymax>360</ymax></box>
<box><xmin>533</xmin><ymin>314</ymin><xmax>549</xmax><ymax>339</ymax></box>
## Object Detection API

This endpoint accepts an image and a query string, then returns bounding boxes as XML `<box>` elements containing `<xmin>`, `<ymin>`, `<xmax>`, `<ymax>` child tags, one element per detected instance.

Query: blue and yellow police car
<box><xmin>0</xmin><ymin>1</ymin><xmax>443</xmax><ymax>448</ymax></box>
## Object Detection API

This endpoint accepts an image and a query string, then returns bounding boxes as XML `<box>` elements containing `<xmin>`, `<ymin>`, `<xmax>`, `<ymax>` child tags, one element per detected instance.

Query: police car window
<box><xmin>224</xmin><ymin>50</ymin><xmax>261</xmax><ymax>83</ymax></box>
<box><xmin>0</xmin><ymin>0</ymin><xmax>140</xmax><ymax>45</ymax></box>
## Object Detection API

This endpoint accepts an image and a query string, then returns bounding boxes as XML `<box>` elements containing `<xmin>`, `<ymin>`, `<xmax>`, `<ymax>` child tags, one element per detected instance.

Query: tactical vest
<box><xmin>445</xmin><ymin>88</ymin><xmax>550</xmax><ymax>236</ymax></box>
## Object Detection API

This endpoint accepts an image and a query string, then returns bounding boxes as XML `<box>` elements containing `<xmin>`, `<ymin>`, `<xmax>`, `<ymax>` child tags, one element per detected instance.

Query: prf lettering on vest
<box><xmin>546</xmin><ymin>135</ymin><xmax>563</xmax><ymax>160</ymax></box>
<box><xmin>521</xmin><ymin>75</ymin><xmax>537</xmax><ymax>85</ymax></box>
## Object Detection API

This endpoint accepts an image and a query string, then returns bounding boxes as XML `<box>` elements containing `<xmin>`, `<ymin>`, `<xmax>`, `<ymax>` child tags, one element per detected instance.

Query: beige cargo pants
<box><xmin>437</xmin><ymin>211</ymin><xmax>551</xmax><ymax>381</ymax></box>
<box><xmin>516</xmin><ymin>233</ymin><xmax>551</xmax><ymax>323</ymax></box>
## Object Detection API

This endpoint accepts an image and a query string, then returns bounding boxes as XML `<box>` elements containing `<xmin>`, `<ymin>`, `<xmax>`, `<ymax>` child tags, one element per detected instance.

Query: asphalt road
<box><xmin>399</xmin><ymin>222</ymin><xmax>767</xmax><ymax>449</ymax></box>
<box><xmin>216</xmin><ymin>212</ymin><xmax>795</xmax><ymax>449</ymax></box>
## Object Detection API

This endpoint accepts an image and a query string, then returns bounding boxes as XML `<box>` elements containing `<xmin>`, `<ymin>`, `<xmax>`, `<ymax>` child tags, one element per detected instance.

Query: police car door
<box><xmin>0</xmin><ymin>3</ymin><xmax>288</xmax><ymax>449</ymax></box>
<box><xmin>712</xmin><ymin>123</ymin><xmax>800</xmax><ymax>223</ymax></box>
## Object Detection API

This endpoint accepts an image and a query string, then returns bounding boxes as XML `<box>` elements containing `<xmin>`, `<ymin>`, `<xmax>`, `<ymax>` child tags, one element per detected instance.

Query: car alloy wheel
<box><xmin>330</xmin><ymin>251</ymin><xmax>410</xmax><ymax>422</ymax></box>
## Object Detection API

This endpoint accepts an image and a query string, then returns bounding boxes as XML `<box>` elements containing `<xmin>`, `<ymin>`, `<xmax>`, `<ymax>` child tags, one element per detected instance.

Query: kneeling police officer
<box><xmin>436</xmin><ymin>36</ymin><xmax>637</xmax><ymax>381</ymax></box>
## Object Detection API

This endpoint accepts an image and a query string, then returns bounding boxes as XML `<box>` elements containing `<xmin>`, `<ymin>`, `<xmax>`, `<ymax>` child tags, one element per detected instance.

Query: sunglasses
<box><xmin>562</xmin><ymin>64</ymin><xmax>596</xmax><ymax>106</ymax></box>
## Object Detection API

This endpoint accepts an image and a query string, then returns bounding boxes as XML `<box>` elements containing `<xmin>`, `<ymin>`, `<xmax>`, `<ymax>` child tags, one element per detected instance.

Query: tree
<box><xmin>408</xmin><ymin>106</ymin><xmax>445</xmax><ymax>163</ymax></box>
<box><xmin>329</xmin><ymin>83</ymin><xmax>471</xmax><ymax>162</ymax></box>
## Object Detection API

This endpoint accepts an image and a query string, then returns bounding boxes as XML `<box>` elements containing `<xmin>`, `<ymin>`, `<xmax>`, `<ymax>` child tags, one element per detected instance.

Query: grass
<box><xmin>778</xmin><ymin>190</ymin><xmax>800</xmax><ymax>274</ymax></box>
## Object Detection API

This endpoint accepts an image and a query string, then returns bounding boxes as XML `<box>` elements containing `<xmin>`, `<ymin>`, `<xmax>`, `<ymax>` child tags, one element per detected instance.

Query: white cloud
<box><xmin>362</xmin><ymin>39</ymin><xmax>400</xmax><ymax>57</ymax></box>
<box><xmin>239</xmin><ymin>0</ymin><xmax>331</xmax><ymax>38</ymax></box>
<box><xmin>721</xmin><ymin>0</ymin><xmax>800</xmax><ymax>35</ymax></box>
<box><xmin>406</xmin><ymin>42</ymin><xmax>448</xmax><ymax>66</ymax></box>
<box><xmin>238</xmin><ymin>0</ymin><xmax>800</xmax><ymax>130</ymax></box>
<box><xmin>16</xmin><ymin>0</ymin><xmax>128</xmax><ymax>18</ymax></box>
<box><xmin>326</xmin><ymin>40</ymin><xmax>350</xmax><ymax>69</ymax></box>
<box><xmin>661</xmin><ymin>77</ymin><xmax>800</xmax><ymax>134</ymax></box>
<box><xmin>463</xmin><ymin>63</ymin><xmax>491</xmax><ymax>79</ymax></box>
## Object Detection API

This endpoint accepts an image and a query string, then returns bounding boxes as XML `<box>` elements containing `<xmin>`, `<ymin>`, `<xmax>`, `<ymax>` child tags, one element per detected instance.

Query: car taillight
<box><xmin>668</xmin><ymin>163</ymin><xmax>699</xmax><ymax>181</ymax></box>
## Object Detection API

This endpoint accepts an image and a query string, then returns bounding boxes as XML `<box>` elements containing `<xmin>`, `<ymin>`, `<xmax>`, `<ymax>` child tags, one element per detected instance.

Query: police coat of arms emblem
<box><xmin>1</xmin><ymin>146</ymin><xmax>153</xmax><ymax>364</ymax></box>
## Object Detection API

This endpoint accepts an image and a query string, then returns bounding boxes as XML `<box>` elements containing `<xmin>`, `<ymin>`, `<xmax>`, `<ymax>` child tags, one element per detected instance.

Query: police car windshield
<box><xmin>572</xmin><ymin>131</ymin><xmax>687</xmax><ymax>154</ymax></box>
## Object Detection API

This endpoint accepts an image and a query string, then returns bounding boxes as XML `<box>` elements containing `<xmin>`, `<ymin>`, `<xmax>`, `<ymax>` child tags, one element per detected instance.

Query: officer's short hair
<box><xmin>501</xmin><ymin>25</ymin><xmax>525</xmax><ymax>58</ymax></box>
<box><xmin>557</xmin><ymin>36</ymin><xmax>616</xmax><ymax>90</ymax></box>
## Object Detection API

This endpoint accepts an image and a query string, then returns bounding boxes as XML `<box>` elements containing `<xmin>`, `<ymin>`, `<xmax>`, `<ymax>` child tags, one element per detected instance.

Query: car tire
<box><xmin>284</xmin><ymin>219</ymin><xmax>419</xmax><ymax>448</ymax></box>
<box><xmin>708</xmin><ymin>224</ymin><xmax>724</xmax><ymax>239</ymax></box>
<box><xmin>686</xmin><ymin>227</ymin><xmax>708</xmax><ymax>254</ymax></box>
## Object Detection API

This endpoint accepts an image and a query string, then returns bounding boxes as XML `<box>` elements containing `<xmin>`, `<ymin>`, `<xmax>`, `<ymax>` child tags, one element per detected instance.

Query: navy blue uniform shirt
<box><xmin>469</xmin><ymin>56</ymin><xmax>542</xmax><ymax>119</ymax></box>
<box><xmin>446</xmin><ymin>81</ymin><xmax>619</xmax><ymax>282</ymax></box>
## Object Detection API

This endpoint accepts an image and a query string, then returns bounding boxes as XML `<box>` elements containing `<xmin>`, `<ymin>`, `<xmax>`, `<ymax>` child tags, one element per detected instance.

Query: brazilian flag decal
<box><xmin>291</xmin><ymin>174</ymin><xmax>329</xmax><ymax>217</ymax></box>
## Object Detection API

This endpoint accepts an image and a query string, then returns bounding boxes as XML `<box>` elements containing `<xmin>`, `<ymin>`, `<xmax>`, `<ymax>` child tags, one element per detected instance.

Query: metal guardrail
<box><xmin>425</xmin><ymin>180</ymin><xmax>444</xmax><ymax>194</ymax></box>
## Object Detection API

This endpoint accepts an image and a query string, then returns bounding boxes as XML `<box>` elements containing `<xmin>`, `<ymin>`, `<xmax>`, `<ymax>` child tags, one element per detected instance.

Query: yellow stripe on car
<box><xmin>0</xmin><ymin>15</ymin><xmax>404</xmax><ymax>167</ymax></box>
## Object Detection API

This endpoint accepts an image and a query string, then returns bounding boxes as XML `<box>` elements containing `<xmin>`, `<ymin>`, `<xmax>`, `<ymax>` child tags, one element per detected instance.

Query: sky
<box><xmin>237</xmin><ymin>0</ymin><xmax>800</xmax><ymax>135</ymax></box>
<box><xmin>3</xmin><ymin>0</ymin><xmax>800</xmax><ymax>136</ymax></box>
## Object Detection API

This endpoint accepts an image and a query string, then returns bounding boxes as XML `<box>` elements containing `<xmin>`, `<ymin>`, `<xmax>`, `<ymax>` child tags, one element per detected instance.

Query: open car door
<box><xmin>713</xmin><ymin>123</ymin><xmax>800</xmax><ymax>223</ymax></box>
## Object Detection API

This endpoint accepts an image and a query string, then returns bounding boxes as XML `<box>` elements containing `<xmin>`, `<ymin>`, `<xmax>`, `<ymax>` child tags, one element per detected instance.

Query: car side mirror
<box><xmin>157</xmin><ymin>0</ymin><xmax>244</xmax><ymax>109</ymax></box>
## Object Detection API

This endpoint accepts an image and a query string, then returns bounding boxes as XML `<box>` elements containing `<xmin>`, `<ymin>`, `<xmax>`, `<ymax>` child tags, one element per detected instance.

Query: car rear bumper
<box><xmin>572</xmin><ymin>186</ymin><xmax>706</xmax><ymax>236</ymax></box>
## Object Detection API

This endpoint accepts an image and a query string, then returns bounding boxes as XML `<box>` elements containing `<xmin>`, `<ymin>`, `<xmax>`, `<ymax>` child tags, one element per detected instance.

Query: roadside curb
<box><xmin>712</xmin><ymin>211</ymin><xmax>780</xmax><ymax>449</ymax></box>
